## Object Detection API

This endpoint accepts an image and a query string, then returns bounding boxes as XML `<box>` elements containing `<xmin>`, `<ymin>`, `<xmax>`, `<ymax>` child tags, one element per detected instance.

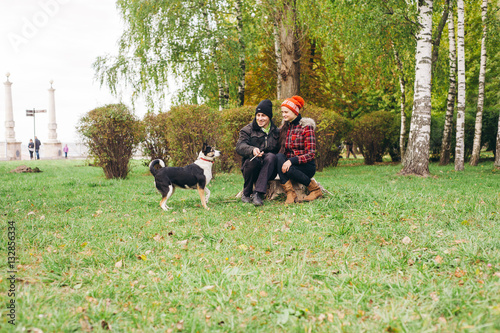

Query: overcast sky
<box><xmin>0</xmin><ymin>0</ymin><xmax>152</xmax><ymax>144</ymax></box>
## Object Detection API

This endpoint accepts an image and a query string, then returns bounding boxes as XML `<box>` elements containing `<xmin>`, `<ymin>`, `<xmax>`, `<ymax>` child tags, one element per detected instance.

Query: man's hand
<box><xmin>253</xmin><ymin>148</ymin><xmax>264</xmax><ymax>157</ymax></box>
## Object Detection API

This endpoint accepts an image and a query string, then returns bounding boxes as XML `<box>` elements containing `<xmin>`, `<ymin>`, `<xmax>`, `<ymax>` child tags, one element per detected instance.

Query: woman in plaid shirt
<box><xmin>277</xmin><ymin>96</ymin><xmax>323</xmax><ymax>204</ymax></box>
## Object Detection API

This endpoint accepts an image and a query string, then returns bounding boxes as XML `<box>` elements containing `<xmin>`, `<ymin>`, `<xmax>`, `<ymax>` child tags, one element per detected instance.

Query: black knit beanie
<box><xmin>255</xmin><ymin>99</ymin><xmax>273</xmax><ymax>119</ymax></box>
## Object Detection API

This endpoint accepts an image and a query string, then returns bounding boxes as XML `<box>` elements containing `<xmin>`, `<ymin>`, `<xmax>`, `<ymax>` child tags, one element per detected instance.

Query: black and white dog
<box><xmin>149</xmin><ymin>143</ymin><xmax>221</xmax><ymax>211</ymax></box>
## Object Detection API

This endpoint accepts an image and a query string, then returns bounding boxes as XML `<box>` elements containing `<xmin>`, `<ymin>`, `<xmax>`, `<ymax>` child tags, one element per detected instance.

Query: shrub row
<box><xmin>80</xmin><ymin>103</ymin><xmax>497</xmax><ymax>179</ymax></box>
<box><xmin>141</xmin><ymin>104</ymin><xmax>398</xmax><ymax>171</ymax></box>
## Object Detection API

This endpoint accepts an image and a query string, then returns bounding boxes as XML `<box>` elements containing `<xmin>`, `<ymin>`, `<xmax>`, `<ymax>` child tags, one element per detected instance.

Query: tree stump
<box><xmin>235</xmin><ymin>177</ymin><xmax>330</xmax><ymax>201</ymax></box>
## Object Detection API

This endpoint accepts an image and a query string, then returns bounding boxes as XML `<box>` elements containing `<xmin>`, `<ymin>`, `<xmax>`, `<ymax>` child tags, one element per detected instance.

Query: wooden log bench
<box><xmin>235</xmin><ymin>176</ymin><xmax>330</xmax><ymax>201</ymax></box>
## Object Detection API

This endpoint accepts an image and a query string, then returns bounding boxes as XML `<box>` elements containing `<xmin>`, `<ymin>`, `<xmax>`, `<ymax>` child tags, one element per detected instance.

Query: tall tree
<box><xmin>470</xmin><ymin>0</ymin><xmax>489</xmax><ymax>166</ymax></box>
<box><xmin>439</xmin><ymin>5</ymin><xmax>457</xmax><ymax>166</ymax></box>
<box><xmin>276</xmin><ymin>0</ymin><xmax>301</xmax><ymax>98</ymax></box>
<box><xmin>455</xmin><ymin>0</ymin><xmax>466</xmax><ymax>171</ymax></box>
<box><xmin>93</xmin><ymin>0</ymin><xmax>249</xmax><ymax>111</ymax></box>
<box><xmin>235</xmin><ymin>0</ymin><xmax>247</xmax><ymax>106</ymax></box>
<box><xmin>393</xmin><ymin>43</ymin><xmax>407</xmax><ymax>161</ymax></box>
<box><xmin>496</xmin><ymin>114</ymin><xmax>500</xmax><ymax>168</ymax></box>
<box><xmin>400</xmin><ymin>0</ymin><xmax>434</xmax><ymax>177</ymax></box>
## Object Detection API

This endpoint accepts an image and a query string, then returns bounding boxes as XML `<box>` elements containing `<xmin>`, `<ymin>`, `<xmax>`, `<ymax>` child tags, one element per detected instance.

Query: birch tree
<box><xmin>496</xmin><ymin>116</ymin><xmax>500</xmax><ymax>168</ymax></box>
<box><xmin>470</xmin><ymin>0</ymin><xmax>489</xmax><ymax>166</ymax></box>
<box><xmin>94</xmin><ymin>0</ymin><xmax>249</xmax><ymax>111</ymax></box>
<box><xmin>393</xmin><ymin>43</ymin><xmax>407</xmax><ymax>161</ymax></box>
<box><xmin>455</xmin><ymin>0</ymin><xmax>466</xmax><ymax>171</ymax></box>
<box><xmin>400</xmin><ymin>0</ymin><xmax>434</xmax><ymax>177</ymax></box>
<box><xmin>439</xmin><ymin>6</ymin><xmax>457</xmax><ymax>166</ymax></box>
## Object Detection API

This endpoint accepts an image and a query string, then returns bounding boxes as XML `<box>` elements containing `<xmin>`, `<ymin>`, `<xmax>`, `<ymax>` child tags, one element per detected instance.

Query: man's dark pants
<box><xmin>241</xmin><ymin>153</ymin><xmax>277</xmax><ymax>197</ymax></box>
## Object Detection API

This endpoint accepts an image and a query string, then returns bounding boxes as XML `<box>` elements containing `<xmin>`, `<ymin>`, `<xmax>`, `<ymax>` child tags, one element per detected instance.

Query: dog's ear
<box><xmin>202</xmin><ymin>142</ymin><xmax>207</xmax><ymax>150</ymax></box>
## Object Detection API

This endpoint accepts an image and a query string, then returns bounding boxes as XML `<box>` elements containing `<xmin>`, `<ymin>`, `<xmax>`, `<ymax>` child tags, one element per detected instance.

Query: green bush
<box><xmin>218</xmin><ymin>106</ymin><xmax>256</xmax><ymax>173</ymax></box>
<box><xmin>142</xmin><ymin>112</ymin><xmax>171</xmax><ymax>162</ymax></box>
<box><xmin>166</xmin><ymin>105</ymin><xmax>219</xmax><ymax>167</ymax></box>
<box><xmin>78</xmin><ymin>104</ymin><xmax>142</xmax><ymax>179</ymax></box>
<box><xmin>351</xmin><ymin>111</ymin><xmax>399</xmax><ymax>165</ymax></box>
<box><xmin>302</xmin><ymin>106</ymin><xmax>350</xmax><ymax>170</ymax></box>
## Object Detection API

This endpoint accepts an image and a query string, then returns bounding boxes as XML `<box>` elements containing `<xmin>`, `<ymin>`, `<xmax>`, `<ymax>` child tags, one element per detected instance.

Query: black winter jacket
<box><xmin>236</xmin><ymin>119</ymin><xmax>280</xmax><ymax>164</ymax></box>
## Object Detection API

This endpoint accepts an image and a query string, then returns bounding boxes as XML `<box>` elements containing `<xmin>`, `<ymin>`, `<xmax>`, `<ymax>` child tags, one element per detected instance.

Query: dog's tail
<box><xmin>149</xmin><ymin>159</ymin><xmax>166</xmax><ymax>176</ymax></box>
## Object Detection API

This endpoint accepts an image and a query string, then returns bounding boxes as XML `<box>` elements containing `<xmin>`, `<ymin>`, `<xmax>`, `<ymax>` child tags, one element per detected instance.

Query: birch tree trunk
<box><xmin>431</xmin><ymin>0</ymin><xmax>450</xmax><ymax>73</ymax></box>
<box><xmin>400</xmin><ymin>0</ymin><xmax>433</xmax><ymax>177</ymax></box>
<box><xmin>470</xmin><ymin>0</ymin><xmax>489</xmax><ymax>166</ymax></box>
<box><xmin>273</xmin><ymin>21</ymin><xmax>283</xmax><ymax>100</ymax></box>
<box><xmin>455</xmin><ymin>0</ymin><xmax>466</xmax><ymax>171</ymax></box>
<box><xmin>439</xmin><ymin>7</ymin><xmax>457</xmax><ymax>166</ymax></box>
<box><xmin>277</xmin><ymin>0</ymin><xmax>301</xmax><ymax>98</ymax></box>
<box><xmin>495</xmin><ymin>114</ymin><xmax>500</xmax><ymax>168</ymax></box>
<box><xmin>393</xmin><ymin>43</ymin><xmax>406</xmax><ymax>161</ymax></box>
<box><xmin>235</xmin><ymin>0</ymin><xmax>246</xmax><ymax>106</ymax></box>
<box><xmin>202</xmin><ymin>5</ymin><xmax>225</xmax><ymax>111</ymax></box>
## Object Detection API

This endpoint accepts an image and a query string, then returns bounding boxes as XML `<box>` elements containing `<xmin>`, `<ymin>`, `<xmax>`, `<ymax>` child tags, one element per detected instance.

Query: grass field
<box><xmin>1</xmin><ymin>157</ymin><xmax>499</xmax><ymax>332</ymax></box>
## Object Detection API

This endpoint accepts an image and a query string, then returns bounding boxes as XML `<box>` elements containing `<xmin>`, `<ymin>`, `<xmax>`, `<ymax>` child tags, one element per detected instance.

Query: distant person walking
<box><xmin>344</xmin><ymin>139</ymin><xmax>356</xmax><ymax>159</ymax></box>
<box><xmin>63</xmin><ymin>144</ymin><xmax>69</xmax><ymax>158</ymax></box>
<box><xmin>28</xmin><ymin>139</ymin><xmax>35</xmax><ymax>160</ymax></box>
<box><xmin>35</xmin><ymin>136</ymin><xmax>41</xmax><ymax>160</ymax></box>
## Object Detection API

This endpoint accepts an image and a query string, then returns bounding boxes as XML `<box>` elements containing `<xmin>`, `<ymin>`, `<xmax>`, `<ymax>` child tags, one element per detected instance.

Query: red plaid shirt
<box><xmin>285</xmin><ymin>118</ymin><xmax>316</xmax><ymax>164</ymax></box>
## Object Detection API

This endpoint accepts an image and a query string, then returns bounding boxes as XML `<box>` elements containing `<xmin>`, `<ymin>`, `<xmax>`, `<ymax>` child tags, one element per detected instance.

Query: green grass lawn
<box><xmin>1</xmin><ymin>158</ymin><xmax>499</xmax><ymax>332</ymax></box>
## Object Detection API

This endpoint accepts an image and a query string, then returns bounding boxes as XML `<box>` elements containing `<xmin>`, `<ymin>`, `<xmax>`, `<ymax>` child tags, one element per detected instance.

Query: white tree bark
<box><xmin>393</xmin><ymin>43</ymin><xmax>406</xmax><ymax>162</ymax></box>
<box><xmin>455</xmin><ymin>0</ymin><xmax>466</xmax><ymax>171</ymax></box>
<box><xmin>470</xmin><ymin>0</ymin><xmax>489</xmax><ymax>166</ymax></box>
<box><xmin>495</xmin><ymin>113</ymin><xmax>500</xmax><ymax>168</ymax></box>
<box><xmin>400</xmin><ymin>0</ymin><xmax>433</xmax><ymax>176</ymax></box>
<box><xmin>439</xmin><ymin>7</ymin><xmax>457</xmax><ymax>166</ymax></box>
<box><xmin>273</xmin><ymin>22</ymin><xmax>283</xmax><ymax>100</ymax></box>
<box><xmin>235</xmin><ymin>0</ymin><xmax>246</xmax><ymax>106</ymax></box>
<box><xmin>202</xmin><ymin>5</ymin><xmax>225</xmax><ymax>111</ymax></box>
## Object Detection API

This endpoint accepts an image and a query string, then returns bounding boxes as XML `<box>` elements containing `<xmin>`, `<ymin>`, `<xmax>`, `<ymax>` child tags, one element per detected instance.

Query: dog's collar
<box><xmin>200</xmin><ymin>157</ymin><xmax>214</xmax><ymax>163</ymax></box>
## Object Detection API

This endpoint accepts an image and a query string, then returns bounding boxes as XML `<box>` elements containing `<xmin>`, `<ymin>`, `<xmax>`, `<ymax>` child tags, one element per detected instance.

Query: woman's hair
<box><xmin>278</xmin><ymin>120</ymin><xmax>289</xmax><ymax>154</ymax></box>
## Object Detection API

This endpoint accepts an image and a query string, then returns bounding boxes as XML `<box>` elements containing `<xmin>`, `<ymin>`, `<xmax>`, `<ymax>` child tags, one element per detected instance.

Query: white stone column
<box><xmin>4</xmin><ymin>73</ymin><xmax>21</xmax><ymax>160</ymax></box>
<box><xmin>44</xmin><ymin>80</ymin><xmax>62</xmax><ymax>158</ymax></box>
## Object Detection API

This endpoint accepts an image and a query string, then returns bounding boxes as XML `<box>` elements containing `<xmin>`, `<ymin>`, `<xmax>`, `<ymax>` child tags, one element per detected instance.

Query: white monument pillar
<box><xmin>44</xmin><ymin>80</ymin><xmax>62</xmax><ymax>158</ymax></box>
<box><xmin>4</xmin><ymin>73</ymin><xmax>21</xmax><ymax>160</ymax></box>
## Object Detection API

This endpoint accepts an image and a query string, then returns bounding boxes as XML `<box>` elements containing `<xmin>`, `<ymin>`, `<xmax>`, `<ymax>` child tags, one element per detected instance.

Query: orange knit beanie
<box><xmin>281</xmin><ymin>96</ymin><xmax>305</xmax><ymax>115</ymax></box>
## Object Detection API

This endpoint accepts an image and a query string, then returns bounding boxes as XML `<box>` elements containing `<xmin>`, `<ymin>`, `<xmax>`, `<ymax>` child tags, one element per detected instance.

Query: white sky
<box><xmin>0</xmin><ymin>0</ymin><xmax>155</xmax><ymax>144</ymax></box>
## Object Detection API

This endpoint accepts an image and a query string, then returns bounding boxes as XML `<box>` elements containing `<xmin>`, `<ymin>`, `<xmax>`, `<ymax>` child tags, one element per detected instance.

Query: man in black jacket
<box><xmin>236</xmin><ymin>99</ymin><xmax>280</xmax><ymax>206</ymax></box>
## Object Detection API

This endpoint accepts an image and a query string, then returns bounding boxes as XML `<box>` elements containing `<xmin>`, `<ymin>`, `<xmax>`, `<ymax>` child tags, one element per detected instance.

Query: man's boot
<box><xmin>303</xmin><ymin>179</ymin><xmax>323</xmax><ymax>202</ymax></box>
<box><xmin>281</xmin><ymin>180</ymin><xmax>297</xmax><ymax>204</ymax></box>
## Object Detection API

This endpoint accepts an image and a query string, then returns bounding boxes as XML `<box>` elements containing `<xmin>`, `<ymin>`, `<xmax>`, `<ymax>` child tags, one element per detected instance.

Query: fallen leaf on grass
<box><xmin>434</xmin><ymin>255</ymin><xmax>443</xmax><ymax>264</ymax></box>
<box><xmin>430</xmin><ymin>292</ymin><xmax>439</xmax><ymax>302</ymax></box>
<box><xmin>200</xmin><ymin>285</ymin><xmax>215</xmax><ymax>291</ymax></box>
<box><xmin>494</xmin><ymin>272</ymin><xmax>500</xmax><ymax>278</ymax></box>
<box><xmin>259</xmin><ymin>291</ymin><xmax>268</xmax><ymax>297</ymax></box>
<box><xmin>402</xmin><ymin>236</ymin><xmax>412</xmax><ymax>245</ymax></box>
<box><xmin>238</xmin><ymin>244</ymin><xmax>248</xmax><ymax>251</ymax></box>
<box><xmin>454</xmin><ymin>239</ymin><xmax>468</xmax><ymax>244</ymax></box>
<box><xmin>115</xmin><ymin>260</ymin><xmax>123</xmax><ymax>268</ymax></box>
<box><xmin>101</xmin><ymin>320</ymin><xmax>111</xmax><ymax>330</ymax></box>
<box><xmin>153</xmin><ymin>234</ymin><xmax>163</xmax><ymax>242</ymax></box>
<box><xmin>454</xmin><ymin>268</ymin><xmax>467</xmax><ymax>278</ymax></box>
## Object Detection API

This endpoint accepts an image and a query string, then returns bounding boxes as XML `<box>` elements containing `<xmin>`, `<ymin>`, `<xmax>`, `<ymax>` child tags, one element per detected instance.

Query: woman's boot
<box><xmin>281</xmin><ymin>180</ymin><xmax>297</xmax><ymax>204</ymax></box>
<box><xmin>303</xmin><ymin>179</ymin><xmax>323</xmax><ymax>201</ymax></box>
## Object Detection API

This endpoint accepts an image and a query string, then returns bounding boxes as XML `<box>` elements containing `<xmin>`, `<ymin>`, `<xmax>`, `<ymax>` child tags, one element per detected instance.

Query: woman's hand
<box><xmin>282</xmin><ymin>160</ymin><xmax>292</xmax><ymax>173</ymax></box>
